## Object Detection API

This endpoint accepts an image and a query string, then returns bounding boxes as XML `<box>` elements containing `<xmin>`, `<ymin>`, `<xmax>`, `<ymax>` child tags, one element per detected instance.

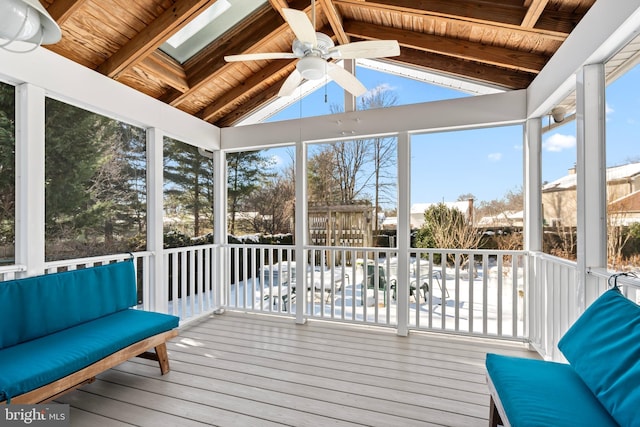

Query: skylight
<box><xmin>165</xmin><ymin>0</ymin><xmax>231</xmax><ymax>49</ymax></box>
<box><xmin>160</xmin><ymin>0</ymin><xmax>268</xmax><ymax>64</ymax></box>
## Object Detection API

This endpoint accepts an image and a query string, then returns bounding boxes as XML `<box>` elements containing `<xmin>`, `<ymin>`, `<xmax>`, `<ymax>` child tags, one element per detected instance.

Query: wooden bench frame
<box><xmin>1</xmin><ymin>329</ymin><xmax>178</xmax><ymax>404</ymax></box>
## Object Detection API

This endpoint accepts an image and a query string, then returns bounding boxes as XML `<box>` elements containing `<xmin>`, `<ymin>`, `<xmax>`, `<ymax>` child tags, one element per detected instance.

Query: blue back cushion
<box><xmin>558</xmin><ymin>288</ymin><xmax>640</xmax><ymax>427</ymax></box>
<box><xmin>0</xmin><ymin>260</ymin><xmax>137</xmax><ymax>349</ymax></box>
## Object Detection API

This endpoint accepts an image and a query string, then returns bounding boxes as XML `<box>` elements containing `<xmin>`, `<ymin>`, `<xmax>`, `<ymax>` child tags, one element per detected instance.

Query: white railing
<box><xmin>0</xmin><ymin>264</ymin><xmax>27</xmax><ymax>281</ymax></box>
<box><xmin>223</xmin><ymin>245</ymin><xmax>526</xmax><ymax>339</ymax></box>
<box><xmin>164</xmin><ymin>245</ymin><xmax>218</xmax><ymax>323</ymax></box>
<box><xmin>588</xmin><ymin>267</ymin><xmax>640</xmax><ymax>303</ymax></box>
<box><xmin>409</xmin><ymin>249</ymin><xmax>526</xmax><ymax>339</ymax></box>
<box><xmin>528</xmin><ymin>252</ymin><xmax>579</xmax><ymax>361</ymax></box>
<box><xmin>225</xmin><ymin>244</ymin><xmax>296</xmax><ymax>317</ymax></box>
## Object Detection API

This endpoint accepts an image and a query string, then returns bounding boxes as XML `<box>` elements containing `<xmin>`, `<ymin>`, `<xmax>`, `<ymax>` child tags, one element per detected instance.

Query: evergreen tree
<box><xmin>45</xmin><ymin>98</ymin><xmax>107</xmax><ymax>240</ymax></box>
<box><xmin>164</xmin><ymin>138</ymin><xmax>213</xmax><ymax>237</ymax></box>
<box><xmin>227</xmin><ymin>151</ymin><xmax>274</xmax><ymax>234</ymax></box>
<box><xmin>0</xmin><ymin>83</ymin><xmax>15</xmax><ymax>250</ymax></box>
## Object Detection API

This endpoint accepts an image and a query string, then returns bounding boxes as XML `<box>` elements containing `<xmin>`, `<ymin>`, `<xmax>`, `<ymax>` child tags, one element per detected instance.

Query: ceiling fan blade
<box><xmin>278</xmin><ymin>69</ymin><xmax>303</xmax><ymax>97</ymax></box>
<box><xmin>327</xmin><ymin>63</ymin><xmax>367</xmax><ymax>97</ymax></box>
<box><xmin>224</xmin><ymin>52</ymin><xmax>297</xmax><ymax>62</ymax></box>
<box><xmin>283</xmin><ymin>8</ymin><xmax>317</xmax><ymax>47</ymax></box>
<box><xmin>329</xmin><ymin>40</ymin><xmax>400</xmax><ymax>59</ymax></box>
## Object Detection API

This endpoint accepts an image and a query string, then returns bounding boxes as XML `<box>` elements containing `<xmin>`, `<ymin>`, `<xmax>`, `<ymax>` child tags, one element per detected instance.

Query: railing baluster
<box><xmin>454</xmin><ymin>252</ymin><xmax>460</xmax><ymax>332</ymax></box>
<box><xmin>482</xmin><ymin>253</ymin><xmax>488</xmax><ymax>335</ymax></box>
<box><xmin>497</xmin><ymin>254</ymin><xmax>503</xmax><ymax>337</ymax></box>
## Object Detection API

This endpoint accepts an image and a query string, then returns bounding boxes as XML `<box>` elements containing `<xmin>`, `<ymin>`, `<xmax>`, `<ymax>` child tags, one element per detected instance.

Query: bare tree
<box><xmin>359</xmin><ymin>89</ymin><xmax>398</xmax><ymax>233</ymax></box>
<box><xmin>607</xmin><ymin>195</ymin><xmax>636</xmax><ymax>268</ymax></box>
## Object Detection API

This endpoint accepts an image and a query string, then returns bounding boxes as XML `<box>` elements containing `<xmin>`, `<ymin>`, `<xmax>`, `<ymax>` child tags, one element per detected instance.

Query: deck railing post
<box><xmin>523</xmin><ymin>117</ymin><xmax>542</xmax><ymax>344</ymax></box>
<box><xmin>15</xmin><ymin>84</ymin><xmax>46</xmax><ymax>278</ymax></box>
<box><xmin>147</xmin><ymin>128</ymin><xmax>167</xmax><ymax>313</ymax></box>
<box><xmin>295</xmin><ymin>140</ymin><xmax>308</xmax><ymax>324</ymax></box>
<box><xmin>213</xmin><ymin>149</ymin><xmax>227</xmax><ymax>312</ymax></box>
<box><xmin>576</xmin><ymin>63</ymin><xmax>607</xmax><ymax>311</ymax></box>
<box><xmin>396</xmin><ymin>132</ymin><xmax>411</xmax><ymax>336</ymax></box>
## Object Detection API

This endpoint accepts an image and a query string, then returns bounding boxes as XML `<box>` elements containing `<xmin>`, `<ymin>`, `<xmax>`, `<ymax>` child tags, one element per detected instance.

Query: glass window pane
<box><xmin>605</xmin><ymin>63</ymin><xmax>640</xmax><ymax>268</ymax></box>
<box><xmin>308</xmin><ymin>136</ymin><xmax>398</xmax><ymax>248</ymax></box>
<box><xmin>45</xmin><ymin>98</ymin><xmax>147</xmax><ymax>260</ymax></box>
<box><xmin>163</xmin><ymin>138</ymin><xmax>214</xmax><ymax>247</ymax></box>
<box><xmin>541</xmin><ymin>119</ymin><xmax>577</xmax><ymax>259</ymax></box>
<box><xmin>411</xmin><ymin>126</ymin><xmax>523</xmax><ymax>250</ymax></box>
<box><xmin>226</xmin><ymin>148</ymin><xmax>290</xmax><ymax>241</ymax></box>
<box><xmin>0</xmin><ymin>82</ymin><xmax>15</xmax><ymax>265</ymax></box>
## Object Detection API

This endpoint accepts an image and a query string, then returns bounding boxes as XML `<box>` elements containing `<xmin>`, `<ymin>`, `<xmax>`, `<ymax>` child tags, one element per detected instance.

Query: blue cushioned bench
<box><xmin>486</xmin><ymin>286</ymin><xmax>640</xmax><ymax>427</ymax></box>
<box><xmin>0</xmin><ymin>259</ymin><xmax>179</xmax><ymax>404</ymax></box>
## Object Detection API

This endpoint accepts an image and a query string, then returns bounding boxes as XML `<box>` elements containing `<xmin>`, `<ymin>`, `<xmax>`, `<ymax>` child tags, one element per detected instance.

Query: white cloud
<box><xmin>364</xmin><ymin>82</ymin><xmax>397</xmax><ymax>98</ymax></box>
<box><xmin>513</xmin><ymin>144</ymin><xmax>523</xmax><ymax>150</ymax></box>
<box><xmin>543</xmin><ymin>133</ymin><xmax>576</xmax><ymax>152</ymax></box>
<box><xmin>606</xmin><ymin>102</ymin><xmax>614</xmax><ymax>115</ymax></box>
<box><xmin>488</xmin><ymin>152</ymin><xmax>502</xmax><ymax>162</ymax></box>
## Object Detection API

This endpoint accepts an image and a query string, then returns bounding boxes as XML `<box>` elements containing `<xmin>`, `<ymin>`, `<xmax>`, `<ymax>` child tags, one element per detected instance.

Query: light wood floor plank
<box><xmin>57</xmin><ymin>311</ymin><xmax>539</xmax><ymax>426</ymax></box>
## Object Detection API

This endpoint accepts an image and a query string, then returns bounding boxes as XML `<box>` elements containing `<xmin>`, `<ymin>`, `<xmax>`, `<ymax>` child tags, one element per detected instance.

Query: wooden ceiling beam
<box><xmin>168</xmin><ymin>5</ymin><xmax>285</xmax><ymax>107</ymax></box>
<box><xmin>97</xmin><ymin>0</ymin><xmax>216</xmax><ymax>80</ymax></box>
<box><xmin>388</xmin><ymin>47</ymin><xmax>536</xmax><ymax>90</ymax></box>
<box><xmin>346</xmin><ymin>0</ymin><xmax>526</xmax><ymax>26</ymax></box>
<box><xmin>138</xmin><ymin>51</ymin><xmax>190</xmax><ymax>93</ymax></box>
<box><xmin>334</xmin><ymin>0</ymin><xmax>577</xmax><ymax>37</ymax></box>
<box><xmin>522</xmin><ymin>0</ymin><xmax>549</xmax><ymax>28</ymax></box>
<box><xmin>319</xmin><ymin>0</ymin><xmax>350</xmax><ymax>45</ymax></box>
<box><xmin>268</xmin><ymin>0</ymin><xmax>290</xmax><ymax>17</ymax></box>
<box><xmin>199</xmin><ymin>60</ymin><xmax>297</xmax><ymax>122</ymax></box>
<box><xmin>46</xmin><ymin>0</ymin><xmax>87</xmax><ymax>26</ymax></box>
<box><xmin>172</xmin><ymin>1</ymin><xmax>308</xmax><ymax>107</ymax></box>
<box><xmin>344</xmin><ymin>21</ymin><xmax>549</xmax><ymax>73</ymax></box>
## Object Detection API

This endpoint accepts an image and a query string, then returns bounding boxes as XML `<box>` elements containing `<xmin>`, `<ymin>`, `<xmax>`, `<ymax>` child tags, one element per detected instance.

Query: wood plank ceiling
<box><xmin>41</xmin><ymin>0</ymin><xmax>596</xmax><ymax>128</ymax></box>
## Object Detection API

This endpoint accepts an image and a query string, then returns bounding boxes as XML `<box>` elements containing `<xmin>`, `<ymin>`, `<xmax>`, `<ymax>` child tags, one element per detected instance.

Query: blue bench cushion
<box><xmin>0</xmin><ymin>261</ymin><xmax>137</xmax><ymax>349</ymax></box>
<box><xmin>558</xmin><ymin>287</ymin><xmax>640</xmax><ymax>427</ymax></box>
<box><xmin>0</xmin><ymin>309</ymin><xmax>179</xmax><ymax>402</ymax></box>
<box><xmin>486</xmin><ymin>353</ymin><xmax>617</xmax><ymax>427</ymax></box>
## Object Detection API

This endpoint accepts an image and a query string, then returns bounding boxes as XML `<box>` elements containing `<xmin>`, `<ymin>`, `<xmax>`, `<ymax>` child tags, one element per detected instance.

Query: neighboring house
<box><xmin>409</xmin><ymin>200</ymin><xmax>474</xmax><ymax>229</ymax></box>
<box><xmin>477</xmin><ymin>210</ymin><xmax>524</xmax><ymax>228</ymax></box>
<box><xmin>609</xmin><ymin>190</ymin><xmax>640</xmax><ymax>226</ymax></box>
<box><xmin>542</xmin><ymin>162</ymin><xmax>640</xmax><ymax>227</ymax></box>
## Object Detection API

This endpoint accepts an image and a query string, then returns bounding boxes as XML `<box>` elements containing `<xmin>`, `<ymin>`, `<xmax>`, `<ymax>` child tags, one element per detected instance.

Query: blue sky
<box><xmin>267</xmin><ymin>63</ymin><xmax>640</xmax><ymax>207</ymax></box>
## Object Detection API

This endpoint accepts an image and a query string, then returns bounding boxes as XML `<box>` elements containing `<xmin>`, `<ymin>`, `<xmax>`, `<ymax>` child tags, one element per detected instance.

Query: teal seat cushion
<box><xmin>0</xmin><ymin>261</ymin><xmax>137</xmax><ymax>349</ymax></box>
<box><xmin>558</xmin><ymin>287</ymin><xmax>640</xmax><ymax>427</ymax></box>
<box><xmin>486</xmin><ymin>353</ymin><xmax>617</xmax><ymax>427</ymax></box>
<box><xmin>0</xmin><ymin>309</ymin><xmax>179</xmax><ymax>402</ymax></box>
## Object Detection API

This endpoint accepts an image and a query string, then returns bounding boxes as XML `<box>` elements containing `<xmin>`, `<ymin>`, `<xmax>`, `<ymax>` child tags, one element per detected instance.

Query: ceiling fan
<box><xmin>224</xmin><ymin>5</ymin><xmax>400</xmax><ymax>97</ymax></box>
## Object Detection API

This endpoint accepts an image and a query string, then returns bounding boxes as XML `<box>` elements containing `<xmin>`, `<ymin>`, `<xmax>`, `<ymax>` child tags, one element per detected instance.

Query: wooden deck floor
<box><xmin>57</xmin><ymin>311</ymin><xmax>537</xmax><ymax>426</ymax></box>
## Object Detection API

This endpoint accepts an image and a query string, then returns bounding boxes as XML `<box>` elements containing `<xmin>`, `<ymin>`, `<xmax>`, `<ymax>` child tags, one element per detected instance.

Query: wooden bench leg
<box><xmin>137</xmin><ymin>342</ymin><xmax>171</xmax><ymax>374</ymax></box>
<box><xmin>489</xmin><ymin>396</ymin><xmax>503</xmax><ymax>427</ymax></box>
<box><xmin>155</xmin><ymin>342</ymin><xmax>171</xmax><ymax>375</ymax></box>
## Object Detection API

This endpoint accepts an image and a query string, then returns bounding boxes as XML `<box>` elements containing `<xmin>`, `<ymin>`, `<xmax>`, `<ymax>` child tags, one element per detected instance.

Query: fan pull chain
<box><xmin>324</xmin><ymin>63</ymin><xmax>328</xmax><ymax>103</ymax></box>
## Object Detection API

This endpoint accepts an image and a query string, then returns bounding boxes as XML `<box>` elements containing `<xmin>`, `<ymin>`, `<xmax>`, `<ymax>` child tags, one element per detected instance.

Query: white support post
<box><xmin>396</xmin><ymin>132</ymin><xmax>411</xmax><ymax>336</ymax></box>
<box><xmin>576</xmin><ymin>63</ymin><xmax>607</xmax><ymax>310</ymax></box>
<box><xmin>15</xmin><ymin>84</ymin><xmax>45</xmax><ymax>277</ymax></box>
<box><xmin>523</xmin><ymin>118</ymin><xmax>542</xmax><ymax>344</ymax></box>
<box><xmin>295</xmin><ymin>140</ymin><xmax>308</xmax><ymax>325</ymax></box>
<box><xmin>213</xmin><ymin>149</ymin><xmax>227</xmax><ymax>313</ymax></box>
<box><xmin>524</xmin><ymin>118</ymin><xmax>543</xmax><ymax>253</ymax></box>
<box><xmin>344</xmin><ymin>59</ymin><xmax>356</xmax><ymax>113</ymax></box>
<box><xmin>146</xmin><ymin>128</ymin><xmax>167</xmax><ymax>313</ymax></box>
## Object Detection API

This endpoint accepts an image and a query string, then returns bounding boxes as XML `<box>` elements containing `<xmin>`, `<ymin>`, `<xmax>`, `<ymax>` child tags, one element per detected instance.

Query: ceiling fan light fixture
<box><xmin>296</xmin><ymin>56</ymin><xmax>325</xmax><ymax>80</ymax></box>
